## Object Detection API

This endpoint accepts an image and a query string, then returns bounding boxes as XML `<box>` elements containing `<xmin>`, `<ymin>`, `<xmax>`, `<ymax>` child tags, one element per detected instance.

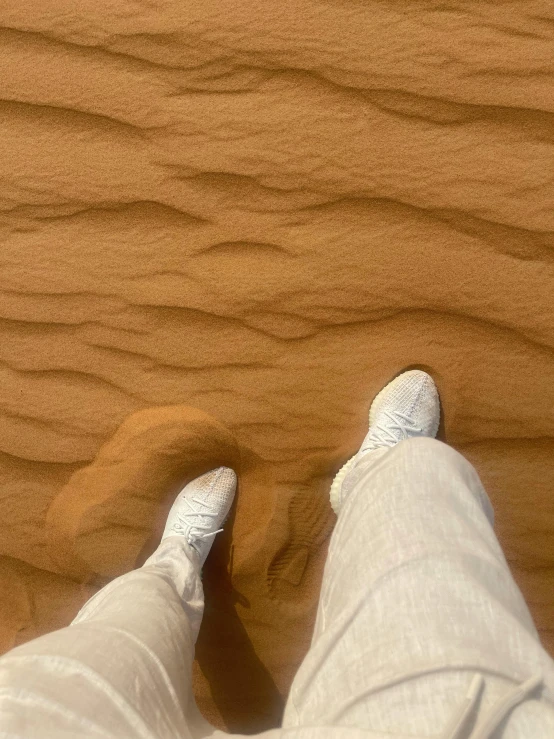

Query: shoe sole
<box><xmin>329</xmin><ymin>372</ymin><xmax>439</xmax><ymax>515</ymax></box>
<box><xmin>329</xmin><ymin>455</ymin><xmax>357</xmax><ymax>514</ymax></box>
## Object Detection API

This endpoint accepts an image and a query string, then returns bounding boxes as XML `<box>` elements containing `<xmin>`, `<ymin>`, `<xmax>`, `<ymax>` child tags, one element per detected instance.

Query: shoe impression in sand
<box><xmin>330</xmin><ymin>369</ymin><xmax>440</xmax><ymax>514</ymax></box>
<box><xmin>162</xmin><ymin>466</ymin><xmax>237</xmax><ymax>564</ymax></box>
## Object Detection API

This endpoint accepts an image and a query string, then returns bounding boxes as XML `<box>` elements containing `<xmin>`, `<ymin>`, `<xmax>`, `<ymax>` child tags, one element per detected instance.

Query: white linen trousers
<box><xmin>1</xmin><ymin>437</ymin><xmax>554</xmax><ymax>739</ymax></box>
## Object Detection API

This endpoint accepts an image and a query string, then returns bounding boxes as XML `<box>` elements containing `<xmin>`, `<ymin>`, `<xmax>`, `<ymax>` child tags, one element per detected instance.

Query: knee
<box><xmin>391</xmin><ymin>436</ymin><xmax>474</xmax><ymax>479</ymax></box>
<box><xmin>391</xmin><ymin>437</ymin><xmax>494</xmax><ymax>522</ymax></box>
<box><xmin>395</xmin><ymin>436</ymin><xmax>464</xmax><ymax>465</ymax></box>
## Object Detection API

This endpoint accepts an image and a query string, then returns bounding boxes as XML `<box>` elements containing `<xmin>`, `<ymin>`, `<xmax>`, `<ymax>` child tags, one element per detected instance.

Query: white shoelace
<box><xmin>363</xmin><ymin>409</ymin><xmax>423</xmax><ymax>450</ymax></box>
<box><xmin>171</xmin><ymin>496</ymin><xmax>223</xmax><ymax>544</ymax></box>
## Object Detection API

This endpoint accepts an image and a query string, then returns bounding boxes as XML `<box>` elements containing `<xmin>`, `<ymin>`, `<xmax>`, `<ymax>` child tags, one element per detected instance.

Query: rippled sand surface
<box><xmin>0</xmin><ymin>1</ymin><xmax>553</xmax><ymax>730</ymax></box>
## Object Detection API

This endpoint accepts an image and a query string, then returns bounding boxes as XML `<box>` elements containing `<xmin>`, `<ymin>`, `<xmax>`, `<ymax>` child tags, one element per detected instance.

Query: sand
<box><xmin>0</xmin><ymin>0</ymin><xmax>553</xmax><ymax>731</ymax></box>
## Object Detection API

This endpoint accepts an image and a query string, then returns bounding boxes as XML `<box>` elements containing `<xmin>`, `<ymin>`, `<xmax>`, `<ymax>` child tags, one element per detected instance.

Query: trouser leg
<box><xmin>0</xmin><ymin>537</ymin><xmax>218</xmax><ymax>739</ymax></box>
<box><xmin>283</xmin><ymin>437</ymin><xmax>554</xmax><ymax>737</ymax></box>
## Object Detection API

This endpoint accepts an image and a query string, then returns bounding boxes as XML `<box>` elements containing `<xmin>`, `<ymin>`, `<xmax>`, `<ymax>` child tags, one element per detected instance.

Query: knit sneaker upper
<box><xmin>162</xmin><ymin>466</ymin><xmax>237</xmax><ymax>564</ymax></box>
<box><xmin>359</xmin><ymin>369</ymin><xmax>440</xmax><ymax>455</ymax></box>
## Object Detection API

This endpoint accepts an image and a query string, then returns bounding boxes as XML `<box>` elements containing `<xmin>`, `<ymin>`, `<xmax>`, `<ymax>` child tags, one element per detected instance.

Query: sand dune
<box><xmin>0</xmin><ymin>0</ymin><xmax>553</xmax><ymax>731</ymax></box>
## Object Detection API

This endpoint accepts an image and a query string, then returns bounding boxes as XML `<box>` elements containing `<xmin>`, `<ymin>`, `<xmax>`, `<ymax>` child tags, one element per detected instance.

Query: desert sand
<box><xmin>0</xmin><ymin>0</ymin><xmax>553</xmax><ymax>731</ymax></box>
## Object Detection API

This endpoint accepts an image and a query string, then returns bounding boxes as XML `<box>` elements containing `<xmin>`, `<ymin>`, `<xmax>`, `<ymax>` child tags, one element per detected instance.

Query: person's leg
<box><xmin>283</xmin><ymin>372</ymin><xmax>554</xmax><ymax>738</ymax></box>
<box><xmin>0</xmin><ymin>467</ymin><xmax>237</xmax><ymax>739</ymax></box>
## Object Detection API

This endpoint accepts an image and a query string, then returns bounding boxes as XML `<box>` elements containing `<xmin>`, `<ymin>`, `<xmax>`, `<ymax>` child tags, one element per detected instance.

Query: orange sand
<box><xmin>0</xmin><ymin>0</ymin><xmax>553</xmax><ymax>731</ymax></box>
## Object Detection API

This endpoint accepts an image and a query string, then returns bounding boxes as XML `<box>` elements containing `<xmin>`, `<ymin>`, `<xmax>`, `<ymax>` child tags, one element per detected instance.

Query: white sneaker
<box><xmin>330</xmin><ymin>370</ymin><xmax>440</xmax><ymax>514</ymax></box>
<box><xmin>162</xmin><ymin>466</ymin><xmax>237</xmax><ymax>564</ymax></box>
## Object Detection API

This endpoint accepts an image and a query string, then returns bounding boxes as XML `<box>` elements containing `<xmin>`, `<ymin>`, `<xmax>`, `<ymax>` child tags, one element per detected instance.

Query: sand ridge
<box><xmin>0</xmin><ymin>0</ymin><xmax>553</xmax><ymax>731</ymax></box>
